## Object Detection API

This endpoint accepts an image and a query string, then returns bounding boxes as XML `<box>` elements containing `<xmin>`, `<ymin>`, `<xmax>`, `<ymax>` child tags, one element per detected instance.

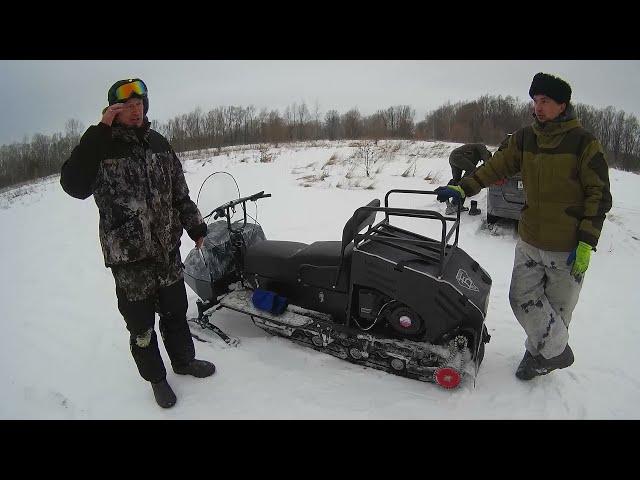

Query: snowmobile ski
<box><xmin>187</xmin><ymin>300</ymin><xmax>240</xmax><ymax>347</ymax></box>
<box><xmin>188</xmin><ymin>316</ymin><xmax>240</xmax><ymax>347</ymax></box>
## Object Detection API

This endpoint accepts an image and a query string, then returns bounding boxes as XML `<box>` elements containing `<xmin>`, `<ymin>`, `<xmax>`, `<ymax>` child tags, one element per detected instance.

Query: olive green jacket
<box><xmin>459</xmin><ymin>112</ymin><xmax>612</xmax><ymax>252</ymax></box>
<box><xmin>449</xmin><ymin>143</ymin><xmax>492</xmax><ymax>170</ymax></box>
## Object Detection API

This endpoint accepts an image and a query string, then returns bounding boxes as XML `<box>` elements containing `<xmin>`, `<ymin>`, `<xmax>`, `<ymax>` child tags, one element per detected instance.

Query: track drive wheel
<box><xmin>434</xmin><ymin>367</ymin><xmax>462</xmax><ymax>389</ymax></box>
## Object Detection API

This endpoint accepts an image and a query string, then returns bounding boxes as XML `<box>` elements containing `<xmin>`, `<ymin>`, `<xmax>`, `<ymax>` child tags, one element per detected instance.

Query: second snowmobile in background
<box><xmin>184</xmin><ymin>175</ymin><xmax>492</xmax><ymax>389</ymax></box>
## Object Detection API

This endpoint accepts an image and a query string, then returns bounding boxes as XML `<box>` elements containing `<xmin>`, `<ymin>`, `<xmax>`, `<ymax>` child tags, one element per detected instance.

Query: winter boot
<box><xmin>151</xmin><ymin>379</ymin><xmax>177</xmax><ymax>408</ymax></box>
<box><xmin>173</xmin><ymin>359</ymin><xmax>216</xmax><ymax>378</ymax></box>
<box><xmin>515</xmin><ymin>345</ymin><xmax>574</xmax><ymax>380</ymax></box>
<box><xmin>445</xmin><ymin>201</ymin><xmax>457</xmax><ymax>215</ymax></box>
<box><xmin>468</xmin><ymin>200</ymin><xmax>481</xmax><ymax>216</ymax></box>
<box><xmin>535</xmin><ymin>345</ymin><xmax>574</xmax><ymax>375</ymax></box>
<box><xmin>515</xmin><ymin>350</ymin><xmax>538</xmax><ymax>380</ymax></box>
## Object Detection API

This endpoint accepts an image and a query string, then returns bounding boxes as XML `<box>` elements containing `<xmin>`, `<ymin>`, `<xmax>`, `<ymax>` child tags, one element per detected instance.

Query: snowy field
<box><xmin>1</xmin><ymin>139</ymin><xmax>639</xmax><ymax>419</ymax></box>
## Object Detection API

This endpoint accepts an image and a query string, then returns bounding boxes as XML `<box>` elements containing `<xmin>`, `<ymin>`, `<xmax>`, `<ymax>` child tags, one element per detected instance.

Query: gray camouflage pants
<box><xmin>508</xmin><ymin>238</ymin><xmax>583</xmax><ymax>359</ymax></box>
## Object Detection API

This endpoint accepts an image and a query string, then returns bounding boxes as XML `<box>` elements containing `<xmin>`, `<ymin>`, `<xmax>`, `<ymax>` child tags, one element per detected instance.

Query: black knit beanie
<box><xmin>529</xmin><ymin>72</ymin><xmax>571</xmax><ymax>105</ymax></box>
<box><xmin>107</xmin><ymin>78</ymin><xmax>149</xmax><ymax>114</ymax></box>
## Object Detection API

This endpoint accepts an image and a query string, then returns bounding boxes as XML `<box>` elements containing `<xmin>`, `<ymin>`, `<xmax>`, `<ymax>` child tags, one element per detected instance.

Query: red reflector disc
<box><xmin>434</xmin><ymin>367</ymin><xmax>461</xmax><ymax>389</ymax></box>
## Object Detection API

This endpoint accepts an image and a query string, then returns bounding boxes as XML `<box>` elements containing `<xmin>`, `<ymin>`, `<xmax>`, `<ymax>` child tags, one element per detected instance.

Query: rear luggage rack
<box><xmin>351</xmin><ymin>189</ymin><xmax>463</xmax><ymax>277</ymax></box>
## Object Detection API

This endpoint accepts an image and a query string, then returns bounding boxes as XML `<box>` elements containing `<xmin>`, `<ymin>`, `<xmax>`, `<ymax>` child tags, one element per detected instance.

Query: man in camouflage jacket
<box><xmin>435</xmin><ymin>73</ymin><xmax>612</xmax><ymax>381</ymax></box>
<box><xmin>60</xmin><ymin>79</ymin><xmax>215</xmax><ymax>408</ymax></box>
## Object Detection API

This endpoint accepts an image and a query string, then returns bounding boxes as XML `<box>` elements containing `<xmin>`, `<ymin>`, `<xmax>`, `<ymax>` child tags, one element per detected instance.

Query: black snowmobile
<box><xmin>183</xmin><ymin>174</ymin><xmax>492</xmax><ymax>389</ymax></box>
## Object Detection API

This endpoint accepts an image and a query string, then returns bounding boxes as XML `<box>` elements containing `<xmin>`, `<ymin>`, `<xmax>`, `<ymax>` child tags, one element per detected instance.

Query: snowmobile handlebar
<box><xmin>204</xmin><ymin>191</ymin><xmax>272</xmax><ymax>221</ymax></box>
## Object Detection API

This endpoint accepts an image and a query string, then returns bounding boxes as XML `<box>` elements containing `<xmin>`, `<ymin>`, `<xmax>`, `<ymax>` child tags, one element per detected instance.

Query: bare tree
<box><xmin>284</xmin><ymin>104</ymin><xmax>296</xmax><ymax>141</ymax></box>
<box><xmin>610</xmin><ymin>110</ymin><xmax>626</xmax><ymax>166</ymax></box>
<box><xmin>312</xmin><ymin>99</ymin><xmax>322</xmax><ymax>140</ymax></box>
<box><xmin>395</xmin><ymin>105</ymin><xmax>415</xmax><ymax>138</ymax></box>
<box><xmin>366</xmin><ymin>111</ymin><xmax>386</xmax><ymax>141</ymax></box>
<box><xmin>65</xmin><ymin>118</ymin><xmax>83</xmax><ymax>139</ymax></box>
<box><xmin>620</xmin><ymin>115</ymin><xmax>639</xmax><ymax>170</ymax></box>
<box><xmin>342</xmin><ymin>108</ymin><xmax>362</xmax><ymax>139</ymax></box>
<box><xmin>296</xmin><ymin>101</ymin><xmax>310</xmax><ymax>140</ymax></box>
<box><xmin>324</xmin><ymin>110</ymin><xmax>341</xmax><ymax>140</ymax></box>
<box><xmin>354</xmin><ymin>140</ymin><xmax>378</xmax><ymax>177</ymax></box>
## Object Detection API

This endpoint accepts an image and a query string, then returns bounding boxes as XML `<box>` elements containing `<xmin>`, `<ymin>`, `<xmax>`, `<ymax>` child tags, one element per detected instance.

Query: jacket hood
<box><xmin>532</xmin><ymin>105</ymin><xmax>580</xmax><ymax>138</ymax></box>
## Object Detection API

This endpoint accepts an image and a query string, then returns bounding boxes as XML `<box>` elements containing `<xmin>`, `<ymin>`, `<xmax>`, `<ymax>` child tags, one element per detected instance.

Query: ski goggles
<box><xmin>114</xmin><ymin>80</ymin><xmax>147</xmax><ymax>101</ymax></box>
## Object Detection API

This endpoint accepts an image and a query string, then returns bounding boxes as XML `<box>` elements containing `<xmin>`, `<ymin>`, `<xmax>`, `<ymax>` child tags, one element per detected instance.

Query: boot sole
<box><xmin>173</xmin><ymin>367</ymin><xmax>216</xmax><ymax>378</ymax></box>
<box><xmin>174</xmin><ymin>371</ymin><xmax>215</xmax><ymax>378</ymax></box>
<box><xmin>156</xmin><ymin>398</ymin><xmax>177</xmax><ymax>408</ymax></box>
<box><xmin>153</xmin><ymin>390</ymin><xmax>177</xmax><ymax>408</ymax></box>
<box><xmin>516</xmin><ymin>358</ymin><xmax>574</xmax><ymax>380</ymax></box>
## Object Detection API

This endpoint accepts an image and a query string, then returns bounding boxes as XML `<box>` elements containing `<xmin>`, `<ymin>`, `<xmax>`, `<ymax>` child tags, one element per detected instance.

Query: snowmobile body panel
<box><xmin>350</xmin><ymin>226</ymin><xmax>491</xmax><ymax>345</ymax></box>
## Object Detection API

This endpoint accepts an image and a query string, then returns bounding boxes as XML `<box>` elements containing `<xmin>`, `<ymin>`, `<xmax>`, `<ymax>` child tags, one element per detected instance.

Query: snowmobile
<box><xmin>183</xmin><ymin>173</ymin><xmax>492</xmax><ymax>389</ymax></box>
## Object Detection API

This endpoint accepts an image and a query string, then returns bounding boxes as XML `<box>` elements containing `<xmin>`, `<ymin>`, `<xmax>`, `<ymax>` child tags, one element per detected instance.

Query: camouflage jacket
<box><xmin>60</xmin><ymin>120</ymin><xmax>206</xmax><ymax>267</ymax></box>
<box><xmin>459</xmin><ymin>110</ymin><xmax>612</xmax><ymax>251</ymax></box>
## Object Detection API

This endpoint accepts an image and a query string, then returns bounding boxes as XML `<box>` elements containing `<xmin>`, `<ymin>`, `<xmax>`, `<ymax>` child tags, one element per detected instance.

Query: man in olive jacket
<box><xmin>435</xmin><ymin>73</ymin><xmax>612</xmax><ymax>380</ymax></box>
<box><xmin>60</xmin><ymin>79</ymin><xmax>215</xmax><ymax>408</ymax></box>
<box><xmin>445</xmin><ymin>143</ymin><xmax>493</xmax><ymax>214</ymax></box>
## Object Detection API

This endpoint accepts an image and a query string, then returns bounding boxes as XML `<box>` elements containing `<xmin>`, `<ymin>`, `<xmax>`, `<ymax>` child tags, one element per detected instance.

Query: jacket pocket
<box><xmin>100</xmin><ymin>157</ymin><xmax>126</xmax><ymax>182</ymax></box>
<box><xmin>552</xmin><ymin>161</ymin><xmax>583</xmax><ymax>203</ymax></box>
<box><xmin>102</xmin><ymin>216</ymin><xmax>149</xmax><ymax>265</ymax></box>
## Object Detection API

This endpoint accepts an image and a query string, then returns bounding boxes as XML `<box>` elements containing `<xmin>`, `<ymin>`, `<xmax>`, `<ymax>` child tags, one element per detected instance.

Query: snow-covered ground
<box><xmin>1</xmin><ymin>139</ymin><xmax>639</xmax><ymax>419</ymax></box>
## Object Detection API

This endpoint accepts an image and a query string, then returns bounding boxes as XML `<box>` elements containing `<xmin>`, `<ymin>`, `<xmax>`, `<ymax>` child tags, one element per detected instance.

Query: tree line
<box><xmin>1</xmin><ymin>95</ymin><xmax>638</xmax><ymax>189</ymax></box>
<box><xmin>0</xmin><ymin>119</ymin><xmax>84</xmax><ymax>190</ymax></box>
<box><xmin>150</xmin><ymin>103</ymin><xmax>417</xmax><ymax>152</ymax></box>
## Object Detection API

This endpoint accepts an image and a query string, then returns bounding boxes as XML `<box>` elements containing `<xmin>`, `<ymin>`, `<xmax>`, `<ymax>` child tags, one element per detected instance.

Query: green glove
<box><xmin>449</xmin><ymin>185</ymin><xmax>466</xmax><ymax>199</ymax></box>
<box><xmin>435</xmin><ymin>185</ymin><xmax>466</xmax><ymax>203</ymax></box>
<box><xmin>566</xmin><ymin>241</ymin><xmax>592</xmax><ymax>277</ymax></box>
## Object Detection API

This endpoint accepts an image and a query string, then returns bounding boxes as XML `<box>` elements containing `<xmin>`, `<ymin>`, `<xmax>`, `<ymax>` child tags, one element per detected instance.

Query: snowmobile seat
<box><xmin>243</xmin><ymin>240</ymin><xmax>354</xmax><ymax>289</ymax></box>
<box><xmin>296</xmin><ymin>242</ymin><xmax>354</xmax><ymax>291</ymax></box>
<box><xmin>243</xmin><ymin>198</ymin><xmax>380</xmax><ymax>291</ymax></box>
<box><xmin>244</xmin><ymin>240</ymin><xmax>308</xmax><ymax>283</ymax></box>
<box><xmin>297</xmin><ymin>198</ymin><xmax>380</xmax><ymax>291</ymax></box>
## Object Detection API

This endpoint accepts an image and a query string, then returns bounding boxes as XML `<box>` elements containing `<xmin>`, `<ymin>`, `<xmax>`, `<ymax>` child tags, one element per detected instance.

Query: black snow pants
<box><xmin>113</xmin><ymin>252</ymin><xmax>195</xmax><ymax>383</ymax></box>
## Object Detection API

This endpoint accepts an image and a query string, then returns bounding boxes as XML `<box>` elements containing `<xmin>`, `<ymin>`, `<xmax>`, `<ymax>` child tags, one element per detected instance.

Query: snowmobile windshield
<box><xmin>196</xmin><ymin>171</ymin><xmax>241</xmax><ymax>222</ymax></box>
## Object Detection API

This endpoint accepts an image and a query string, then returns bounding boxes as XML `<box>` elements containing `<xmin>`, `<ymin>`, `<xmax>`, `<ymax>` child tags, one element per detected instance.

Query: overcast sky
<box><xmin>1</xmin><ymin>60</ymin><xmax>639</xmax><ymax>145</ymax></box>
